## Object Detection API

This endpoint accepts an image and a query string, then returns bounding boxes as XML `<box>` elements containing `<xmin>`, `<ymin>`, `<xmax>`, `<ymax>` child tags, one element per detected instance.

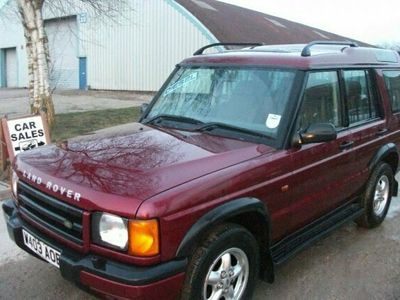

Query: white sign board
<box><xmin>6</xmin><ymin>115</ymin><xmax>48</xmax><ymax>156</ymax></box>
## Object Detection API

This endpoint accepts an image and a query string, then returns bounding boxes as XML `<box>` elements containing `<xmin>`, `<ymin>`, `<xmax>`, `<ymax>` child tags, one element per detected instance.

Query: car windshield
<box><xmin>145</xmin><ymin>67</ymin><xmax>296</xmax><ymax>139</ymax></box>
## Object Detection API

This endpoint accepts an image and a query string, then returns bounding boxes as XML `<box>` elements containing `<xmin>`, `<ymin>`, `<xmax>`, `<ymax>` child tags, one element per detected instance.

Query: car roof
<box><xmin>181</xmin><ymin>43</ymin><xmax>400</xmax><ymax>69</ymax></box>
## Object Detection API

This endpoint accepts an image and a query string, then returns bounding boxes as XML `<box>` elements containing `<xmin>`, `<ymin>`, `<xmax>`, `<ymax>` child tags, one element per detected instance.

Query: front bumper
<box><xmin>2</xmin><ymin>199</ymin><xmax>186</xmax><ymax>300</ymax></box>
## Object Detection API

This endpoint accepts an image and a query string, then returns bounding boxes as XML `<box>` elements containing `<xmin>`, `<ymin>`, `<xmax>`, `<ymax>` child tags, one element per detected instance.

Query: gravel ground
<box><xmin>0</xmin><ymin>88</ymin><xmax>154</xmax><ymax>117</ymax></box>
<box><xmin>0</xmin><ymin>192</ymin><xmax>399</xmax><ymax>300</ymax></box>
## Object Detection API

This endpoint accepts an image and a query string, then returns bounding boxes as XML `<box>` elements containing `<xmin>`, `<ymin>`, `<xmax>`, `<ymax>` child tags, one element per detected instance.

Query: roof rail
<box><xmin>193</xmin><ymin>43</ymin><xmax>263</xmax><ymax>56</ymax></box>
<box><xmin>301</xmin><ymin>41</ymin><xmax>359</xmax><ymax>57</ymax></box>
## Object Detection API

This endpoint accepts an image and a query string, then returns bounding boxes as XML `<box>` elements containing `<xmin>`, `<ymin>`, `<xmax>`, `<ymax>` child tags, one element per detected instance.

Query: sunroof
<box><xmin>375</xmin><ymin>49</ymin><xmax>398</xmax><ymax>63</ymax></box>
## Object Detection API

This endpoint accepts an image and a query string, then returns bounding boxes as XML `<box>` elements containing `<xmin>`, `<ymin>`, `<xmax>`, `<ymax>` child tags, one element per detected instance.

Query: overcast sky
<box><xmin>1</xmin><ymin>0</ymin><xmax>398</xmax><ymax>45</ymax></box>
<box><xmin>218</xmin><ymin>0</ymin><xmax>400</xmax><ymax>46</ymax></box>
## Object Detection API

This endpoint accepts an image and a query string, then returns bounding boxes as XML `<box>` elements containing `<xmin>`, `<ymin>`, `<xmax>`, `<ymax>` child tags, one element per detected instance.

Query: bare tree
<box><xmin>7</xmin><ymin>0</ymin><xmax>128</xmax><ymax>126</ymax></box>
<box><xmin>17</xmin><ymin>0</ymin><xmax>54</xmax><ymax>125</ymax></box>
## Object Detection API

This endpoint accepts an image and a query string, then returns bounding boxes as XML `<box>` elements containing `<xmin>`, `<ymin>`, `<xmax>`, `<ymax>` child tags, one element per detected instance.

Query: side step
<box><xmin>271</xmin><ymin>203</ymin><xmax>364</xmax><ymax>265</ymax></box>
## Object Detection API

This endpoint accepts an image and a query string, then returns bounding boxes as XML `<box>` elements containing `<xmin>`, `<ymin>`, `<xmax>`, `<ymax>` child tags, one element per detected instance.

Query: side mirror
<box><xmin>140</xmin><ymin>103</ymin><xmax>149</xmax><ymax>116</ymax></box>
<box><xmin>299</xmin><ymin>123</ymin><xmax>337</xmax><ymax>144</ymax></box>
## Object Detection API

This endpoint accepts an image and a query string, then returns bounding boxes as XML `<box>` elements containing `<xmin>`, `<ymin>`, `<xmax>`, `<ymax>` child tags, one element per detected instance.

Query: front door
<box><xmin>286</xmin><ymin>70</ymin><xmax>357</xmax><ymax>232</ymax></box>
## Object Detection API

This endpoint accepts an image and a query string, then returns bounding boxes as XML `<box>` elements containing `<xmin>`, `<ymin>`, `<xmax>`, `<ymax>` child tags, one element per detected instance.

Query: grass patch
<box><xmin>51</xmin><ymin>106</ymin><xmax>141</xmax><ymax>142</ymax></box>
<box><xmin>1</xmin><ymin>106</ymin><xmax>141</xmax><ymax>180</ymax></box>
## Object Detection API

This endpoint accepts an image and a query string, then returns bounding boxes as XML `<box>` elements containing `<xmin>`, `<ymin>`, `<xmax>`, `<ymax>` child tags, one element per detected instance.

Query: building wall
<box><xmin>79</xmin><ymin>0</ymin><xmax>217</xmax><ymax>91</ymax></box>
<box><xmin>0</xmin><ymin>0</ymin><xmax>218</xmax><ymax>91</ymax></box>
<box><xmin>0</xmin><ymin>16</ymin><xmax>28</xmax><ymax>88</ymax></box>
<box><xmin>46</xmin><ymin>17</ymin><xmax>79</xmax><ymax>89</ymax></box>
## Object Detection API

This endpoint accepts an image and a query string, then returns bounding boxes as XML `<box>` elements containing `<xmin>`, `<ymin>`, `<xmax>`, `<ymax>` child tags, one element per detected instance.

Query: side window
<box><xmin>383</xmin><ymin>70</ymin><xmax>400</xmax><ymax>113</ymax></box>
<box><xmin>298</xmin><ymin>71</ymin><xmax>342</xmax><ymax>130</ymax></box>
<box><xmin>343</xmin><ymin>70</ymin><xmax>379</xmax><ymax>125</ymax></box>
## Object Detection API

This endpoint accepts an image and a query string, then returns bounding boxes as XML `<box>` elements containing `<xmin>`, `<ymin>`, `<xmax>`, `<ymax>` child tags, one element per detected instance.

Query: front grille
<box><xmin>18</xmin><ymin>181</ymin><xmax>84</xmax><ymax>245</ymax></box>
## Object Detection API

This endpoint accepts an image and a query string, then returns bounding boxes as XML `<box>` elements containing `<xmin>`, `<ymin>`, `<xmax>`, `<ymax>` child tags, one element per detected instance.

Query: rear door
<box><xmin>341</xmin><ymin>69</ymin><xmax>388</xmax><ymax>197</ymax></box>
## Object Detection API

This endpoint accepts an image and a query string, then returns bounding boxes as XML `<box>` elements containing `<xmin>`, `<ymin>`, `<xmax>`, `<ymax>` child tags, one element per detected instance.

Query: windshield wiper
<box><xmin>143</xmin><ymin>114</ymin><xmax>204</xmax><ymax>127</ymax></box>
<box><xmin>194</xmin><ymin>122</ymin><xmax>269</xmax><ymax>139</ymax></box>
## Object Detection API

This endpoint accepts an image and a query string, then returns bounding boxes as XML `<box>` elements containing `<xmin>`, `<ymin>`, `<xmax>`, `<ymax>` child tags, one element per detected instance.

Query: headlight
<box><xmin>11</xmin><ymin>170</ymin><xmax>19</xmax><ymax>198</ymax></box>
<box><xmin>92</xmin><ymin>213</ymin><xmax>128</xmax><ymax>250</ymax></box>
<box><xmin>92</xmin><ymin>212</ymin><xmax>160</xmax><ymax>256</ymax></box>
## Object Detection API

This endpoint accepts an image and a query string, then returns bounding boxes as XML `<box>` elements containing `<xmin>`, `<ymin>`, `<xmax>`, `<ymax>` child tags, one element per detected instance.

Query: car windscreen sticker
<box><xmin>265</xmin><ymin>114</ymin><xmax>281</xmax><ymax>129</ymax></box>
<box><xmin>164</xmin><ymin>72</ymin><xmax>198</xmax><ymax>96</ymax></box>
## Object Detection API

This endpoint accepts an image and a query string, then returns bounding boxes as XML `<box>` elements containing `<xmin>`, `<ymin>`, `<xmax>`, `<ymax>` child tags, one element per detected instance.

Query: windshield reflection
<box><xmin>146</xmin><ymin>67</ymin><xmax>295</xmax><ymax>138</ymax></box>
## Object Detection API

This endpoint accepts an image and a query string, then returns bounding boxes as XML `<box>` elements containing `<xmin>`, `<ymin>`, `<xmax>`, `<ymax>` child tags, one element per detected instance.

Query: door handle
<box><xmin>376</xmin><ymin>128</ymin><xmax>389</xmax><ymax>136</ymax></box>
<box><xmin>339</xmin><ymin>141</ymin><xmax>354</xmax><ymax>150</ymax></box>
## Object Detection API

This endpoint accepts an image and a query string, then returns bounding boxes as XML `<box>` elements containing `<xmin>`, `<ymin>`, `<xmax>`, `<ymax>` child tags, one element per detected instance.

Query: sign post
<box><xmin>1</xmin><ymin>114</ymin><xmax>51</xmax><ymax>162</ymax></box>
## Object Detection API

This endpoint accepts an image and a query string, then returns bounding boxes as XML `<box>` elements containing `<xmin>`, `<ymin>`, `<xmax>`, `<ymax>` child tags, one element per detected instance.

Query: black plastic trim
<box><xmin>59</xmin><ymin>251</ymin><xmax>187</xmax><ymax>287</ymax></box>
<box><xmin>19</xmin><ymin>194</ymin><xmax>82</xmax><ymax>233</ymax></box>
<box><xmin>178</xmin><ymin>62</ymin><xmax>305</xmax><ymax>70</ymax></box>
<box><xmin>17</xmin><ymin>181</ymin><xmax>84</xmax><ymax>244</ymax></box>
<box><xmin>368</xmin><ymin>143</ymin><xmax>399</xmax><ymax>196</ymax></box>
<box><xmin>176</xmin><ymin>197</ymin><xmax>269</xmax><ymax>257</ymax></box>
<box><xmin>2</xmin><ymin>199</ymin><xmax>15</xmax><ymax>218</ymax></box>
<box><xmin>19</xmin><ymin>206</ymin><xmax>83</xmax><ymax>245</ymax></box>
<box><xmin>368</xmin><ymin>143</ymin><xmax>399</xmax><ymax>171</ymax></box>
<box><xmin>2</xmin><ymin>200</ymin><xmax>187</xmax><ymax>286</ymax></box>
<box><xmin>271</xmin><ymin>202</ymin><xmax>363</xmax><ymax>265</ymax></box>
<box><xmin>18</xmin><ymin>181</ymin><xmax>83</xmax><ymax>218</ymax></box>
<box><xmin>301</xmin><ymin>40</ymin><xmax>359</xmax><ymax>57</ymax></box>
<box><xmin>175</xmin><ymin>197</ymin><xmax>276</xmax><ymax>282</ymax></box>
<box><xmin>193</xmin><ymin>43</ymin><xmax>263</xmax><ymax>56</ymax></box>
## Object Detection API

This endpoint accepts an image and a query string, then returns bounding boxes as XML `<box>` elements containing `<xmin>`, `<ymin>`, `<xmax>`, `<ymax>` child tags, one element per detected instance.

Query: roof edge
<box><xmin>165</xmin><ymin>0</ymin><xmax>220</xmax><ymax>45</ymax></box>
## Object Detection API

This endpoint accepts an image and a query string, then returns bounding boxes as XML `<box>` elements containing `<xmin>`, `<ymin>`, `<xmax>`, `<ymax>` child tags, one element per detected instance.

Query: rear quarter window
<box><xmin>383</xmin><ymin>70</ymin><xmax>400</xmax><ymax>113</ymax></box>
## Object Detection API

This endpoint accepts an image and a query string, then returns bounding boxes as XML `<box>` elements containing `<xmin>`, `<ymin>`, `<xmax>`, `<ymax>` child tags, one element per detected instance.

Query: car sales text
<box><xmin>10</xmin><ymin>122</ymin><xmax>44</xmax><ymax>141</ymax></box>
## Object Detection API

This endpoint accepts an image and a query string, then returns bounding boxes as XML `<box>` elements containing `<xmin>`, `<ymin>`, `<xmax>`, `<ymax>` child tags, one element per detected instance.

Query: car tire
<box><xmin>356</xmin><ymin>162</ymin><xmax>394</xmax><ymax>228</ymax></box>
<box><xmin>181</xmin><ymin>223</ymin><xmax>259</xmax><ymax>300</ymax></box>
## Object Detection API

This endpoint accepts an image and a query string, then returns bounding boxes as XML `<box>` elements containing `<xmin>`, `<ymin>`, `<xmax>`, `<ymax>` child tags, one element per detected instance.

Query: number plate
<box><xmin>22</xmin><ymin>229</ymin><xmax>61</xmax><ymax>268</ymax></box>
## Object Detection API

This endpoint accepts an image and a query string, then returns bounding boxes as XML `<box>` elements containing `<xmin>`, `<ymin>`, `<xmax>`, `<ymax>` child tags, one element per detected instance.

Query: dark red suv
<box><xmin>3</xmin><ymin>41</ymin><xmax>400</xmax><ymax>300</ymax></box>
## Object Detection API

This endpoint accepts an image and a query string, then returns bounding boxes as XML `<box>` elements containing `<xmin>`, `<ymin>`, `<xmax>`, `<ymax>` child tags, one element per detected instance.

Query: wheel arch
<box><xmin>368</xmin><ymin>143</ymin><xmax>399</xmax><ymax>195</ymax></box>
<box><xmin>369</xmin><ymin>143</ymin><xmax>399</xmax><ymax>173</ymax></box>
<box><xmin>175</xmin><ymin>197</ymin><xmax>275</xmax><ymax>282</ymax></box>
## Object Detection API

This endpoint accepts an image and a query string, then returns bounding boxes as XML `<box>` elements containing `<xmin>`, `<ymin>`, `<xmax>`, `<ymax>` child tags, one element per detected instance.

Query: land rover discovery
<box><xmin>3</xmin><ymin>41</ymin><xmax>400</xmax><ymax>299</ymax></box>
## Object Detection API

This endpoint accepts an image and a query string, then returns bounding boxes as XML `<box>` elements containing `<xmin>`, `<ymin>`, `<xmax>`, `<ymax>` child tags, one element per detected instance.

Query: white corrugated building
<box><xmin>0</xmin><ymin>0</ymin><xmax>364</xmax><ymax>92</ymax></box>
